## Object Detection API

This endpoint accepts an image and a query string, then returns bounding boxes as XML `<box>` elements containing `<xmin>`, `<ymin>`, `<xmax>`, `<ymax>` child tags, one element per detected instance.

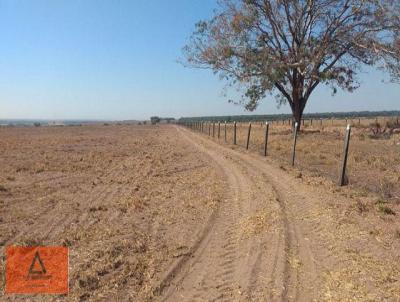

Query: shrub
<box><xmin>379</xmin><ymin>178</ymin><xmax>395</xmax><ymax>199</ymax></box>
<box><xmin>369</xmin><ymin>120</ymin><xmax>400</xmax><ymax>139</ymax></box>
<box><xmin>378</xmin><ymin>204</ymin><xmax>396</xmax><ymax>215</ymax></box>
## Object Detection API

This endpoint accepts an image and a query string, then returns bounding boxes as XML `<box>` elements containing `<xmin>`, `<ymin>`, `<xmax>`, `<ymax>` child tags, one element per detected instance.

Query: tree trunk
<box><xmin>290</xmin><ymin>75</ymin><xmax>306</xmax><ymax>131</ymax></box>
<box><xmin>291</xmin><ymin>99</ymin><xmax>305</xmax><ymax>131</ymax></box>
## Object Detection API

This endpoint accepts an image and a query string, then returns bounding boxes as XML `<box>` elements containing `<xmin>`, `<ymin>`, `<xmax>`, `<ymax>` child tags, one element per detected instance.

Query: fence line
<box><xmin>181</xmin><ymin>118</ymin><xmax>356</xmax><ymax>187</ymax></box>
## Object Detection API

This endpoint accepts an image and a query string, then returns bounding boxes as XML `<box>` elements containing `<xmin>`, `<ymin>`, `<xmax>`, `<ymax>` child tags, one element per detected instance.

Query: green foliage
<box><xmin>378</xmin><ymin>204</ymin><xmax>396</xmax><ymax>215</ymax></box>
<box><xmin>150</xmin><ymin>116</ymin><xmax>161</xmax><ymax>125</ymax></box>
<box><xmin>183</xmin><ymin>0</ymin><xmax>400</xmax><ymax>122</ymax></box>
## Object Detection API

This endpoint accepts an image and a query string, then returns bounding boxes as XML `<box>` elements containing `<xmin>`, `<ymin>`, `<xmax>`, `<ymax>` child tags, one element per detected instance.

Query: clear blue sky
<box><xmin>0</xmin><ymin>0</ymin><xmax>399</xmax><ymax>120</ymax></box>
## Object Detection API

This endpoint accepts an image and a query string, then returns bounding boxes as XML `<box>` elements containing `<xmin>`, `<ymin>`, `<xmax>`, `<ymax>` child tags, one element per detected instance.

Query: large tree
<box><xmin>183</xmin><ymin>0</ymin><xmax>400</xmax><ymax>128</ymax></box>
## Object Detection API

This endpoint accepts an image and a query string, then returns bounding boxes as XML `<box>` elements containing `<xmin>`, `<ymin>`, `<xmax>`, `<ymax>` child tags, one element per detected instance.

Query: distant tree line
<box><xmin>150</xmin><ymin>116</ymin><xmax>176</xmax><ymax>125</ymax></box>
<box><xmin>179</xmin><ymin>111</ymin><xmax>400</xmax><ymax>123</ymax></box>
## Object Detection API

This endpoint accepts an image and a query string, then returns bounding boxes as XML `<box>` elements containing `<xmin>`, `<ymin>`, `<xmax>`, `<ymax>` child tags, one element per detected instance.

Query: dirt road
<box><xmin>157</xmin><ymin>126</ymin><xmax>400</xmax><ymax>301</ymax></box>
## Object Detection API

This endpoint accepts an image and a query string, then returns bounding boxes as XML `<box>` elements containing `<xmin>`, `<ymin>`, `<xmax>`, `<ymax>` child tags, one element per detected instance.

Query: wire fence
<box><xmin>180</xmin><ymin>117</ymin><xmax>400</xmax><ymax>203</ymax></box>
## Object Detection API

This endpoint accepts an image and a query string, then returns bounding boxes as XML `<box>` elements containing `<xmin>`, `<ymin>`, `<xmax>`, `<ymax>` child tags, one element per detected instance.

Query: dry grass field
<box><xmin>218</xmin><ymin>117</ymin><xmax>400</xmax><ymax>213</ymax></box>
<box><xmin>0</xmin><ymin>125</ymin><xmax>225</xmax><ymax>301</ymax></box>
<box><xmin>1</xmin><ymin>123</ymin><xmax>400</xmax><ymax>301</ymax></box>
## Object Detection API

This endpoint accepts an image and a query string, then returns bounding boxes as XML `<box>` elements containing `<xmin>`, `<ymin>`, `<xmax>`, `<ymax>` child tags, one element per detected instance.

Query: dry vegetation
<box><xmin>210</xmin><ymin>117</ymin><xmax>400</xmax><ymax>215</ymax></box>
<box><xmin>1</xmin><ymin>120</ymin><xmax>400</xmax><ymax>301</ymax></box>
<box><xmin>0</xmin><ymin>125</ymin><xmax>225</xmax><ymax>301</ymax></box>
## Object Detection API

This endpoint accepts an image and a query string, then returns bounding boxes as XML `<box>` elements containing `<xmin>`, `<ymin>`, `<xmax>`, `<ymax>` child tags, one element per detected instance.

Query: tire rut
<box><xmin>157</xmin><ymin>127</ymin><xmax>292</xmax><ymax>301</ymax></box>
<box><xmin>3</xmin><ymin>158</ymin><xmax>129</xmax><ymax>246</ymax></box>
<box><xmin>206</xmin><ymin>134</ymin><xmax>320</xmax><ymax>301</ymax></box>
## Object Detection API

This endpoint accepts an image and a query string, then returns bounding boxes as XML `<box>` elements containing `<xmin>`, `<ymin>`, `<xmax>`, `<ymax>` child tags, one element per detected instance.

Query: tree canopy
<box><xmin>183</xmin><ymin>0</ymin><xmax>400</xmax><ymax>127</ymax></box>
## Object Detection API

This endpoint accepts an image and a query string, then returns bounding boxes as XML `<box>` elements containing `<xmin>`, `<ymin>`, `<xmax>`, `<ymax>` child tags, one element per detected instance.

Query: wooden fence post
<box><xmin>339</xmin><ymin>124</ymin><xmax>352</xmax><ymax>186</ymax></box>
<box><xmin>224</xmin><ymin>121</ymin><xmax>227</xmax><ymax>142</ymax></box>
<box><xmin>264</xmin><ymin>122</ymin><xmax>269</xmax><ymax>156</ymax></box>
<box><xmin>233</xmin><ymin>121</ymin><xmax>237</xmax><ymax>145</ymax></box>
<box><xmin>291</xmin><ymin>122</ymin><xmax>299</xmax><ymax>166</ymax></box>
<box><xmin>246</xmin><ymin>122</ymin><xmax>252</xmax><ymax>150</ymax></box>
<box><xmin>212</xmin><ymin>122</ymin><xmax>215</xmax><ymax>137</ymax></box>
<box><xmin>208</xmin><ymin>122</ymin><xmax>211</xmax><ymax>136</ymax></box>
<box><xmin>218</xmin><ymin>122</ymin><xmax>221</xmax><ymax>139</ymax></box>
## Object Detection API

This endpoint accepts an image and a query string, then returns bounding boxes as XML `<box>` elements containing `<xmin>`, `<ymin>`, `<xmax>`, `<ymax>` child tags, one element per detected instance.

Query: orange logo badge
<box><xmin>6</xmin><ymin>246</ymin><xmax>69</xmax><ymax>294</ymax></box>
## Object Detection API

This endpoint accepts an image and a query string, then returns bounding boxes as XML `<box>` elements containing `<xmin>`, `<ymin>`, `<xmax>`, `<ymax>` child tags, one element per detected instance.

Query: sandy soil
<box><xmin>0</xmin><ymin>125</ymin><xmax>225</xmax><ymax>301</ymax></box>
<box><xmin>1</xmin><ymin>124</ymin><xmax>400</xmax><ymax>301</ymax></box>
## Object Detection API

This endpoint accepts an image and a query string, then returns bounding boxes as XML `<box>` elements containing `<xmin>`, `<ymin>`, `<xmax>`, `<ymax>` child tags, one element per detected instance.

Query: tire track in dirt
<box><xmin>156</xmin><ymin>138</ymin><xmax>252</xmax><ymax>301</ymax></box>
<box><xmin>217</xmin><ymin>151</ymin><xmax>308</xmax><ymax>301</ymax></box>
<box><xmin>2</xmin><ymin>159</ymin><xmax>128</xmax><ymax>247</ymax></box>
<box><xmin>227</xmin><ymin>152</ymin><xmax>323</xmax><ymax>298</ymax></box>
<box><xmin>226</xmin><ymin>152</ymin><xmax>315</xmax><ymax>301</ymax></box>
<box><xmin>42</xmin><ymin>158</ymin><xmax>136</xmax><ymax>243</ymax></box>
<box><xmin>177</xmin><ymin>126</ymin><xmax>334</xmax><ymax>301</ymax></box>
<box><xmin>156</xmin><ymin>127</ymin><xmax>311</xmax><ymax>301</ymax></box>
